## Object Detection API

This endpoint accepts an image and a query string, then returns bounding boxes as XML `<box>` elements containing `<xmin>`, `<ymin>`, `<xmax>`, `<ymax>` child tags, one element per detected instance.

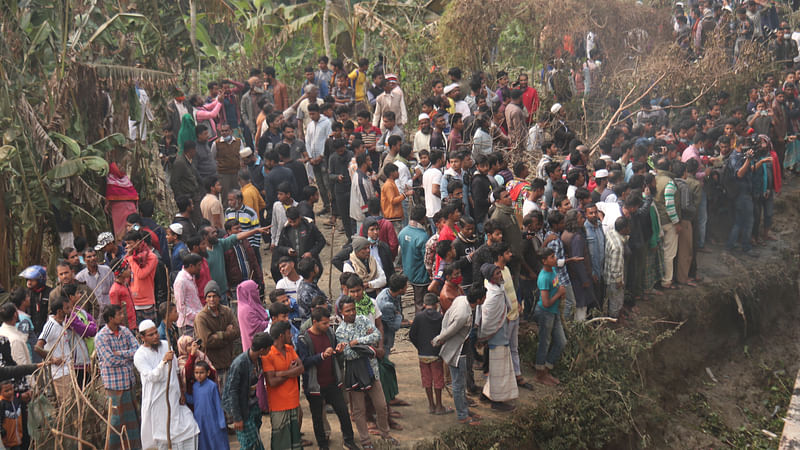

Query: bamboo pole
<box><xmin>328</xmin><ymin>221</ymin><xmax>336</xmax><ymax>295</ymax></box>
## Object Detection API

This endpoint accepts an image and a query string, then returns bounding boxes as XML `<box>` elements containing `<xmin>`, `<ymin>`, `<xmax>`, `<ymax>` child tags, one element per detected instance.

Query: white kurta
<box><xmin>134</xmin><ymin>340</ymin><xmax>199</xmax><ymax>450</ymax></box>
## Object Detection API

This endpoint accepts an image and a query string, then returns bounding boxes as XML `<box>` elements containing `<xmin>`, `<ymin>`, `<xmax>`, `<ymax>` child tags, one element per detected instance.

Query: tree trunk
<box><xmin>323</xmin><ymin>0</ymin><xmax>332</xmax><ymax>60</ymax></box>
<box><xmin>0</xmin><ymin>180</ymin><xmax>9</xmax><ymax>289</ymax></box>
<box><xmin>190</xmin><ymin>0</ymin><xmax>199</xmax><ymax>92</ymax></box>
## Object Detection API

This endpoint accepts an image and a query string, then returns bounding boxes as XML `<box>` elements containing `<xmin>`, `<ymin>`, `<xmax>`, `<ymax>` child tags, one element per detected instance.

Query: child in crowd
<box><xmin>409</xmin><ymin>294</ymin><xmax>451</xmax><ymax>415</ymax></box>
<box><xmin>186</xmin><ymin>361</ymin><xmax>229</xmax><ymax>450</ymax></box>
<box><xmin>0</xmin><ymin>381</ymin><xmax>22</xmax><ymax>450</ymax></box>
<box><xmin>534</xmin><ymin>248</ymin><xmax>567</xmax><ymax>386</ymax></box>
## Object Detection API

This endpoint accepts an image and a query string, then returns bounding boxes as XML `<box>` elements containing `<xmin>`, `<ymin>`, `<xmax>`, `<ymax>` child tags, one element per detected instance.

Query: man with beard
<box><xmin>413</xmin><ymin>113</ymin><xmax>432</xmax><ymax>155</ymax></box>
<box><xmin>134</xmin><ymin>320</ymin><xmax>200</xmax><ymax>450</ymax></box>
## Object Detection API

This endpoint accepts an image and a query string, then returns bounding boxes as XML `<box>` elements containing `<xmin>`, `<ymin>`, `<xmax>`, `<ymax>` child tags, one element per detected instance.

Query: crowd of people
<box><xmin>0</xmin><ymin>2</ymin><xmax>797</xmax><ymax>447</ymax></box>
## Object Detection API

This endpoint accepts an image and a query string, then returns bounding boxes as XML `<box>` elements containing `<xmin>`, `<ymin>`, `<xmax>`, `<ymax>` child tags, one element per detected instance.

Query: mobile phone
<box><xmin>195</xmin><ymin>339</ymin><xmax>203</xmax><ymax>347</ymax></box>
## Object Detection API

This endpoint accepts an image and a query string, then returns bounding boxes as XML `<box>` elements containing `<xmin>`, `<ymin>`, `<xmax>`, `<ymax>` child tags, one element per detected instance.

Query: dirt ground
<box><xmin>230</xmin><ymin>175</ymin><xmax>800</xmax><ymax>449</ymax></box>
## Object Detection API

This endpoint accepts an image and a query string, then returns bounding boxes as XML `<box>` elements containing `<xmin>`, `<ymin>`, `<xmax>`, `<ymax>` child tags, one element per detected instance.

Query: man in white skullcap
<box><xmin>166</xmin><ymin>222</ymin><xmax>189</xmax><ymax>275</ymax></box>
<box><xmin>413</xmin><ymin>113</ymin><xmax>432</xmax><ymax>155</ymax></box>
<box><xmin>134</xmin><ymin>320</ymin><xmax>200</xmax><ymax>450</ymax></box>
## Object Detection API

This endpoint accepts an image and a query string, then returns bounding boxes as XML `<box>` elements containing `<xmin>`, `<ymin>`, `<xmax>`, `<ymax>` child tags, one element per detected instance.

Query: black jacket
<box><xmin>328</xmin><ymin>151</ymin><xmax>353</xmax><ymax>194</ymax></box>
<box><xmin>275</xmin><ymin>218</ymin><xmax>326</xmax><ymax>265</ymax></box>
<box><xmin>296</xmin><ymin>328</ymin><xmax>344</xmax><ymax>395</ymax></box>
<box><xmin>471</xmin><ymin>172</ymin><xmax>492</xmax><ymax>224</ymax></box>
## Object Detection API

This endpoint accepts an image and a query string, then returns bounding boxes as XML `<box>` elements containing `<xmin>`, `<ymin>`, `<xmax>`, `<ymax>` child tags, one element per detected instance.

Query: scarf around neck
<box><xmin>349</xmin><ymin>252</ymin><xmax>378</xmax><ymax>284</ymax></box>
<box><xmin>356</xmin><ymin>293</ymin><xmax>375</xmax><ymax>316</ymax></box>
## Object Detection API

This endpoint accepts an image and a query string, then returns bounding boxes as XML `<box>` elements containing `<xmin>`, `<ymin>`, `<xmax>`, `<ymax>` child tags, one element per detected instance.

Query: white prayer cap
<box><xmin>239</xmin><ymin>147</ymin><xmax>253</xmax><ymax>158</ymax></box>
<box><xmin>418</xmin><ymin>113</ymin><xmax>430</xmax><ymax>121</ymax></box>
<box><xmin>168</xmin><ymin>223</ymin><xmax>183</xmax><ymax>236</ymax></box>
<box><xmin>138</xmin><ymin>320</ymin><xmax>157</xmax><ymax>333</ymax></box>
<box><xmin>550</xmin><ymin>103</ymin><xmax>563</xmax><ymax>114</ymax></box>
<box><xmin>595</xmin><ymin>169</ymin><xmax>609</xmax><ymax>179</ymax></box>
<box><xmin>444</xmin><ymin>83</ymin><xmax>459</xmax><ymax>94</ymax></box>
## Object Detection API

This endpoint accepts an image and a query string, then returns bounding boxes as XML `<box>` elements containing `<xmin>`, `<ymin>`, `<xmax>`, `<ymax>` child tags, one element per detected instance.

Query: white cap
<box><xmin>138</xmin><ymin>319</ymin><xmax>157</xmax><ymax>333</ymax></box>
<box><xmin>550</xmin><ymin>103</ymin><xmax>563</xmax><ymax>114</ymax></box>
<box><xmin>418</xmin><ymin>113</ymin><xmax>430</xmax><ymax>121</ymax></box>
<box><xmin>239</xmin><ymin>147</ymin><xmax>253</xmax><ymax>158</ymax></box>
<box><xmin>599</xmin><ymin>154</ymin><xmax>613</xmax><ymax>162</ymax></box>
<box><xmin>169</xmin><ymin>223</ymin><xmax>183</xmax><ymax>236</ymax></box>
<box><xmin>94</xmin><ymin>232</ymin><xmax>114</xmax><ymax>251</ymax></box>
<box><xmin>444</xmin><ymin>83</ymin><xmax>459</xmax><ymax>94</ymax></box>
<box><xmin>722</xmin><ymin>5</ymin><xmax>733</xmax><ymax>13</ymax></box>
<box><xmin>594</xmin><ymin>169</ymin><xmax>609</xmax><ymax>179</ymax></box>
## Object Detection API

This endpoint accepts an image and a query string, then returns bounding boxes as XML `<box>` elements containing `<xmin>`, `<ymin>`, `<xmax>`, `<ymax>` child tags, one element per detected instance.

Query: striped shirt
<box><xmin>225</xmin><ymin>205</ymin><xmax>260</xmax><ymax>248</ymax></box>
<box><xmin>95</xmin><ymin>325</ymin><xmax>139</xmax><ymax>390</ymax></box>
<box><xmin>546</xmin><ymin>231</ymin><xmax>572</xmax><ymax>287</ymax></box>
<box><xmin>604</xmin><ymin>229</ymin><xmax>626</xmax><ymax>284</ymax></box>
<box><xmin>663</xmin><ymin>181</ymin><xmax>679</xmax><ymax>224</ymax></box>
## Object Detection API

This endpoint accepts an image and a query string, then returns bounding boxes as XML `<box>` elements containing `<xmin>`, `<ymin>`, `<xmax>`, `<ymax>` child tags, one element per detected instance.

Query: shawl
<box><xmin>479</xmin><ymin>282</ymin><xmax>509</xmax><ymax>340</ymax></box>
<box><xmin>348</xmin><ymin>252</ymin><xmax>378</xmax><ymax>284</ymax></box>
<box><xmin>759</xmin><ymin>135</ymin><xmax>783</xmax><ymax>194</ymax></box>
<box><xmin>105</xmin><ymin>162</ymin><xmax>139</xmax><ymax>201</ymax></box>
<box><xmin>177</xmin><ymin>113</ymin><xmax>196</xmax><ymax>154</ymax></box>
<box><xmin>355</xmin><ymin>293</ymin><xmax>376</xmax><ymax>317</ymax></box>
<box><xmin>176</xmin><ymin>335</ymin><xmax>216</xmax><ymax>373</ymax></box>
<box><xmin>236</xmin><ymin>280</ymin><xmax>269</xmax><ymax>351</ymax></box>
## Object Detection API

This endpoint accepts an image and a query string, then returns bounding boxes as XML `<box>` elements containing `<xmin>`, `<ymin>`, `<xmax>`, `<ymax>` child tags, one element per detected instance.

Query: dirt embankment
<box><xmin>421</xmin><ymin>183</ymin><xmax>800</xmax><ymax>450</ymax></box>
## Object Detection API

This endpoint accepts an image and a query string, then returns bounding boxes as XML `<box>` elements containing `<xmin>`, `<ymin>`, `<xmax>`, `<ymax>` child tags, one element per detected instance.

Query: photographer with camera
<box><xmin>724</xmin><ymin>135</ymin><xmax>760</xmax><ymax>256</ymax></box>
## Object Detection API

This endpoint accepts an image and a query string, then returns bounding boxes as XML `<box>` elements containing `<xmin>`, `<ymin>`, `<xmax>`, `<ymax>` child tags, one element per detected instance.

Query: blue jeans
<box><xmin>449</xmin><ymin>355</ymin><xmax>469</xmax><ymax>420</ymax></box>
<box><xmin>533</xmin><ymin>305</ymin><xmax>566</xmax><ymax>370</ymax></box>
<box><xmin>726</xmin><ymin>193</ymin><xmax>754</xmax><ymax>252</ymax></box>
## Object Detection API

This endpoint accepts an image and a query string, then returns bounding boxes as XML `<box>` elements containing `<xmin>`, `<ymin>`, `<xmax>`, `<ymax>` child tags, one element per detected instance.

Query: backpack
<box><xmin>674</xmin><ymin>178</ymin><xmax>696</xmax><ymax>219</ymax></box>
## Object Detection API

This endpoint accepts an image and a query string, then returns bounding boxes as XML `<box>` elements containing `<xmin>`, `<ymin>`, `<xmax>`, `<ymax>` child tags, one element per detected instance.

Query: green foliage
<box><xmin>421</xmin><ymin>323</ymin><xmax>680</xmax><ymax>450</ymax></box>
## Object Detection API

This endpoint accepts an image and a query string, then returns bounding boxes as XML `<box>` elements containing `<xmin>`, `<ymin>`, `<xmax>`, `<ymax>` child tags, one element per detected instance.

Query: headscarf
<box><xmin>176</xmin><ymin>335</ymin><xmax>215</xmax><ymax>372</ymax></box>
<box><xmin>236</xmin><ymin>280</ymin><xmax>269</xmax><ymax>351</ymax></box>
<box><xmin>177</xmin><ymin>113</ymin><xmax>196</xmax><ymax>154</ymax></box>
<box><xmin>758</xmin><ymin>134</ymin><xmax>783</xmax><ymax>194</ymax></box>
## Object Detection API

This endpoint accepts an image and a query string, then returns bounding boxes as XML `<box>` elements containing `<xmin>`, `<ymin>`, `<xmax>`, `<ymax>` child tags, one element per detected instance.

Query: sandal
<box><xmin>389</xmin><ymin>398</ymin><xmax>411</xmax><ymax>406</ymax></box>
<box><xmin>458</xmin><ymin>416</ymin><xmax>482</xmax><ymax>426</ymax></box>
<box><xmin>517</xmin><ymin>380</ymin><xmax>534</xmax><ymax>390</ymax></box>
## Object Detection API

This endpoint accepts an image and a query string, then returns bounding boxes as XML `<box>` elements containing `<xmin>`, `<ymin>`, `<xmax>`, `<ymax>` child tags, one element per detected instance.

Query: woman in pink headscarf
<box><xmin>236</xmin><ymin>280</ymin><xmax>269</xmax><ymax>352</ymax></box>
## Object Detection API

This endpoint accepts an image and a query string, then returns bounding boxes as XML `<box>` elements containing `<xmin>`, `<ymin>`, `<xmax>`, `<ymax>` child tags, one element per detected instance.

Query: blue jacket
<box><xmin>398</xmin><ymin>223</ymin><xmax>430</xmax><ymax>285</ymax></box>
<box><xmin>584</xmin><ymin>220</ymin><xmax>605</xmax><ymax>279</ymax></box>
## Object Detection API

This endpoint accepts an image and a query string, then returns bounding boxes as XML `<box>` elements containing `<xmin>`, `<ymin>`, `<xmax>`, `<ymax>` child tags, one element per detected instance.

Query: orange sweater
<box><xmin>381</xmin><ymin>178</ymin><xmax>404</xmax><ymax>220</ymax></box>
<box><xmin>125</xmin><ymin>249</ymin><xmax>158</xmax><ymax>307</ymax></box>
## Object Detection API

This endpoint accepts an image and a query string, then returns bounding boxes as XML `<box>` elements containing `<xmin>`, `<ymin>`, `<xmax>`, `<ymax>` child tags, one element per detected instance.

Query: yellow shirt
<box><xmin>242</xmin><ymin>183</ymin><xmax>266</xmax><ymax>215</ymax></box>
<box><xmin>348</xmin><ymin>69</ymin><xmax>368</xmax><ymax>102</ymax></box>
